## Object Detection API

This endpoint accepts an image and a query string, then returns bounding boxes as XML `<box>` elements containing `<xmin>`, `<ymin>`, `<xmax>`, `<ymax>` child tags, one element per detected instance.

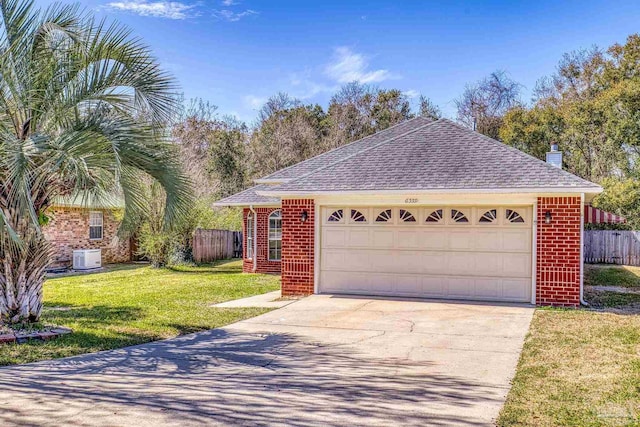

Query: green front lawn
<box><xmin>0</xmin><ymin>260</ymin><xmax>280</xmax><ymax>366</ymax></box>
<box><xmin>498</xmin><ymin>264</ymin><xmax>640</xmax><ymax>426</ymax></box>
<box><xmin>585</xmin><ymin>264</ymin><xmax>640</xmax><ymax>288</ymax></box>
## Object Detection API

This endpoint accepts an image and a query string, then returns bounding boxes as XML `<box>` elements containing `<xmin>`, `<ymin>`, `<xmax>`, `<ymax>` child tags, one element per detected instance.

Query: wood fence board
<box><xmin>584</xmin><ymin>230</ymin><xmax>640</xmax><ymax>266</ymax></box>
<box><xmin>193</xmin><ymin>229</ymin><xmax>242</xmax><ymax>263</ymax></box>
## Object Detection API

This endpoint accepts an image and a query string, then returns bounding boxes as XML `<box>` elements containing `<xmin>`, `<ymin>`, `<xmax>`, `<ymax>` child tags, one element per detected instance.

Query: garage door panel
<box><xmin>320</xmin><ymin>206</ymin><xmax>532</xmax><ymax>303</ymax></box>
<box><xmin>502</xmin><ymin>278</ymin><xmax>530</xmax><ymax>300</ymax></box>
<box><xmin>372</xmin><ymin>229</ymin><xmax>394</xmax><ymax>248</ymax></box>
<box><xmin>474</xmin><ymin>252</ymin><xmax>503</xmax><ymax>276</ymax></box>
<box><xmin>347</xmin><ymin>229</ymin><xmax>370</xmax><ymax>247</ymax></box>
<box><xmin>395</xmin><ymin>251</ymin><xmax>424</xmax><ymax>274</ymax></box>
<box><xmin>449</xmin><ymin>230</ymin><xmax>474</xmax><ymax>250</ymax></box>
<box><xmin>420</xmin><ymin>230</ymin><xmax>448</xmax><ymax>250</ymax></box>
<box><xmin>323</xmin><ymin>229</ymin><xmax>346</xmax><ymax>247</ymax></box>
<box><xmin>502</xmin><ymin>253</ymin><xmax>531</xmax><ymax>277</ymax></box>
<box><xmin>421</xmin><ymin>277</ymin><xmax>447</xmax><ymax>297</ymax></box>
<box><xmin>503</xmin><ymin>230</ymin><xmax>530</xmax><ymax>252</ymax></box>
<box><xmin>423</xmin><ymin>252</ymin><xmax>447</xmax><ymax>274</ymax></box>
<box><xmin>448</xmin><ymin>252</ymin><xmax>476</xmax><ymax>275</ymax></box>
<box><xmin>475</xmin><ymin>230</ymin><xmax>502</xmax><ymax>250</ymax></box>
<box><xmin>448</xmin><ymin>277</ymin><xmax>475</xmax><ymax>298</ymax></box>
<box><xmin>397</xmin><ymin>230</ymin><xmax>420</xmax><ymax>249</ymax></box>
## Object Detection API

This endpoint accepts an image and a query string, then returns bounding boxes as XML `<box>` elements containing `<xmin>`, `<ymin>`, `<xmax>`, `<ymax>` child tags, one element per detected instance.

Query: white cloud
<box><xmin>243</xmin><ymin>95</ymin><xmax>266</xmax><ymax>109</ymax></box>
<box><xmin>105</xmin><ymin>1</ymin><xmax>198</xmax><ymax>19</ymax></box>
<box><xmin>213</xmin><ymin>9</ymin><xmax>258</xmax><ymax>22</ymax></box>
<box><xmin>325</xmin><ymin>47</ymin><xmax>392</xmax><ymax>84</ymax></box>
<box><xmin>221</xmin><ymin>0</ymin><xmax>238</xmax><ymax>5</ymax></box>
<box><xmin>403</xmin><ymin>89</ymin><xmax>419</xmax><ymax>99</ymax></box>
<box><xmin>288</xmin><ymin>71</ymin><xmax>336</xmax><ymax>100</ymax></box>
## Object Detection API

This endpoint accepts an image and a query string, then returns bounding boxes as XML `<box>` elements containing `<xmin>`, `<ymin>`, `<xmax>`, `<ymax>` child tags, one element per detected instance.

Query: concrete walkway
<box><xmin>0</xmin><ymin>295</ymin><xmax>534</xmax><ymax>427</ymax></box>
<box><xmin>211</xmin><ymin>290</ymin><xmax>296</xmax><ymax>308</ymax></box>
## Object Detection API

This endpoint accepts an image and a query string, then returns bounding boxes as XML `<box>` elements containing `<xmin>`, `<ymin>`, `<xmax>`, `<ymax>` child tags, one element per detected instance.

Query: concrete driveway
<box><xmin>0</xmin><ymin>295</ymin><xmax>533</xmax><ymax>427</ymax></box>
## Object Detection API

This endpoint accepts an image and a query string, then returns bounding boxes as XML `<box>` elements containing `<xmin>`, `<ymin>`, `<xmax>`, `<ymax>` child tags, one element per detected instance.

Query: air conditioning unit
<box><xmin>73</xmin><ymin>249</ymin><xmax>102</xmax><ymax>270</ymax></box>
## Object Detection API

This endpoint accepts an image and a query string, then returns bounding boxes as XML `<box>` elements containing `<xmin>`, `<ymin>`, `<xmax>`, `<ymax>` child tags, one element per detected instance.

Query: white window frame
<box><xmin>89</xmin><ymin>211</ymin><xmax>103</xmax><ymax>241</ymax></box>
<box><xmin>268</xmin><ymin>210</ymin><xmax>282</xmax><ymax>261</ymax></box>
<box><xmin>246</xmin><ymin>214</ymin><xmax>254</xmax><ymax>259</ymax></box>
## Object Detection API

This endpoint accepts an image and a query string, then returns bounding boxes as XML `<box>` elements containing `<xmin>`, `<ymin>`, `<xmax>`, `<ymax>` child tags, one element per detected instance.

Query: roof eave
<box><xmin>212</xmin><ymin>201</ymin><xmax>281</xmax><ymax>207</ymax></box>
<box><xmin>257</xmin><ymin>186</ymin><xmax>604</xmax><ymax>198</ymax></box>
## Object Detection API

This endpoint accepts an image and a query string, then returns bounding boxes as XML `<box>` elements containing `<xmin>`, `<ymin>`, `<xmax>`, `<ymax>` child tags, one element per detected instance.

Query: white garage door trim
<box><xmin>317</xmin><ymin>205</ymin><xmax>534</xmax><ymax>303</ymax></box>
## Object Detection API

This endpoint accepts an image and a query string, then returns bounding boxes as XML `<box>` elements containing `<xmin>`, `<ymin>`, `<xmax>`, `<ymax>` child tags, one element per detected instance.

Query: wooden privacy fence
<box><xmin>584</xmin><ymin>230</ymin><xmax>640</xmax><ymax>266</ymax></box>
<box><xmin>193</xmin><ymin>229</ymin><xmax>243</xmax><ymax>263</ymax></box>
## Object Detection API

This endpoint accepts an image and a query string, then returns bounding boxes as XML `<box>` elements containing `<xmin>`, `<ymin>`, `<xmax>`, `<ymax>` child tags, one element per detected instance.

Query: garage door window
<box><xmin>506</xmin><ymin>209</ymin><xmax>525</xmax><ymax>223</ymax></box>
<box><xmin>425</xmin><ymin>209</ymin><xmax>443</xmax><ymax>224</ymax></box>
<box><xmin>350</xmin><ymin>209</ymin><xmax>367</xmax><ymax>223</ymax></box>
<box><xmin>327</xmin><ymin>209</ymin><xmax>344</xmax><ymax>223</ymax></box>
<box><xmin>375</xmin><ymin>209</ymin><xmax>392</xmax><ymax>223</ymax></box>
<box><xmin>479</xmin><ymin>209</ymin><xmax>497</xmax><ymax>223</ymax></box>
<box><xmin>399</xmin><ymin>209</ymin><xmax>416</xmax><ymax>222</ymax></box>
<box><xmin>451</xmin><ymin>209</ymin><xmax>469</xmax><ymax>223</ymax></box>
<box><xmin>268</xmin><ymin>210</ymin><xmax>282</xmax><ymax>261</ymax></box>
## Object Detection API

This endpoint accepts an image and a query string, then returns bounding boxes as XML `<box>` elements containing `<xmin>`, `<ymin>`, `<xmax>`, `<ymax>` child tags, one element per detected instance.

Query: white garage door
<box><xmin>319</xmin><ymin>206</ymin><xmax>532</xmax><ymax>302</ymax></box>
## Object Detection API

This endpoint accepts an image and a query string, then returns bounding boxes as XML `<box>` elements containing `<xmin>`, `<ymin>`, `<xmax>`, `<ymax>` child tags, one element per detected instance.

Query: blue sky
<box><xmin>35</xmin><ymin>0</ymin><xmax>640</xmax><ymax>122</ymax></box>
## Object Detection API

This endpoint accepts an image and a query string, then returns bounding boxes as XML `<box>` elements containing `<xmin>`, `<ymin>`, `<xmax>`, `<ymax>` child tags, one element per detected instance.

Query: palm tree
<box><xmin>0</xmin><ymin>0</ymin><xmax>190</xmax><ymax>324</ymax></box>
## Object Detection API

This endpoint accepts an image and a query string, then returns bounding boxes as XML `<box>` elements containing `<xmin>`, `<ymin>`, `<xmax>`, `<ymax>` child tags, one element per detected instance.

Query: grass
<box><xmin>0</xmin><ymin>260</ymin><xmax>280</xmax><ymax>366</ymax></box>
<box><xmin>585</xmin><ymin>264</ymin><xmax>640</xmax><ymax>288</ymax></box>
<box><xmin>498</xmin><ymin>264</ymin><xmax>640</xmax><ymax>426</ymax></box>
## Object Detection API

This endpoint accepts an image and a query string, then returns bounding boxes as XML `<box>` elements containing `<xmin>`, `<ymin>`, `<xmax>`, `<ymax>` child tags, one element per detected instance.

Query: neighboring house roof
<box><xmin>51</xmin><ymin>192</ymin><xmax>125</xmax><ymax>209</ymax></box>
<box><xmin>215</xmin><ymin>117</ymin><xmax>601</xmax><ymax>206</ymax></box>
<box><xmin>213</xmin><ymin>184</ymin><xmax>281</xmax><ymax>206</ymax></box>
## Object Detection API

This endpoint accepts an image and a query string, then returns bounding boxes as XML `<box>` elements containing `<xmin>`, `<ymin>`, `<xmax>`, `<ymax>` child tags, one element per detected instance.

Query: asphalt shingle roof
<box><xmin>216</xmin><ymin>117</ymin><xmax>601</xmax><ymax>206</ymax></box>
<box><xmin>264</xmin><ymin>119</ymin><xmax>601</xmax><ymax>193</ymax></box>
<box><xmin>214</xmin><ymin>185</ymin><xmax>280</xmax><ymax>206</ymax></box>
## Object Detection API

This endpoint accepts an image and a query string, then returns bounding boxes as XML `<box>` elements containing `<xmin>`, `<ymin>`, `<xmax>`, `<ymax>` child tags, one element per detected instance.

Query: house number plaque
<box><xmin>404</xmin><ymin>198</ymin><xmax>418</xmax><ymax>204</ymax></box>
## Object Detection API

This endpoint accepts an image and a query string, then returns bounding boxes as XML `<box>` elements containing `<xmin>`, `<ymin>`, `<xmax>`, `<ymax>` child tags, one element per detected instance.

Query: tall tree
<box><xmin>0</xmin><ymin>0</ymin><xmax>190</xmax><ymax>324</ymax></box>
<box><xmin>418</xmin><ymin>95</ymin><xmax>442</xmax><ymax>120</ymax></box>
<box><xmin>456</xmin><ymin>71</ymin><xmax>522</xmax><ymax>140</ymax></box>
<box><xmin>248</xmin><ymin>93</ymin><xmax>326</xmax><ymax>178</ymax></box>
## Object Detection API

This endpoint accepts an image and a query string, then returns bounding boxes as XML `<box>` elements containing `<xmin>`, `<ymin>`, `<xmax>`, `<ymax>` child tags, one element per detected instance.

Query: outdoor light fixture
<box><xmin>545</xmin><ymin>211</ymin><xmax>552</xmax><ymax>224</ymax></box>
<box><xmin>300</xmin><ymin>210</ymin><xmax>308</xmax><ymax>223</ymax></box>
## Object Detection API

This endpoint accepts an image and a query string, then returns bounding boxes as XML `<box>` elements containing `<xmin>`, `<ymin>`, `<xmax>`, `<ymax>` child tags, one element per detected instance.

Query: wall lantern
<box><xmin>545</xmin><ymin>211</ymin><xmax>552</xmax><ymax>224</ymax></box>
<box><xmin>300</xmin><ymin>210</ymin><xmax>308</xmax><ymax>223</ymax></box>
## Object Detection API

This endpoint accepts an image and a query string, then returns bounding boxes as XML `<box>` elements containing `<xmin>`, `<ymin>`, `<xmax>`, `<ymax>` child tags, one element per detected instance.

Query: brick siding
<box><xmin>242</xmin><ymin>207</ymin><xmax>282</xmax><ymax>274</ymax></box>
<box><xmin>536</xmin><ymin>196</ymin><xmax>582</xmax><ymax>307</ymax></box>
<box><xmin>43</xmin><ymin>207</ymin><xmax>131</xmax><ymax>267</ymax></box>
<box><xmin>281</xmin><ymin>199</ymin><xmax>315</xmax><ymax>295</ymax></box>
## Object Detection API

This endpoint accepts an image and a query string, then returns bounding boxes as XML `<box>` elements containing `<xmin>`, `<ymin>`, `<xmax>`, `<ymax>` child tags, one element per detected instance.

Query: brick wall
<box><xmin>242</xmin><ymin>207</ymin><xmax>282</xmax><ymax>274</ymax></box>
<box><xmin>43</xmin><ymin>207</ymin><xmax>131</xmax><ymax>267</ymax></box>
<box><xmin>536</xmin><ymin>196</ymin><xmax>582</xmax><ymax>307</ymax></box>
<box><xmin>281</xmin><ymin>199</ymin><xmax>315</xmax><ymax>296</ymax></box>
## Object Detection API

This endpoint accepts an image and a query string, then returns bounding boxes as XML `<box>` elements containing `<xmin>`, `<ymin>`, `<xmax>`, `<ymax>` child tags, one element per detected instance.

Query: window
<box><xmin>351</xmin><ymin>209</ymin><xmax>367</xmax><ymax>222</ymax></box>
<box><xmin>399</xmin><ymin>209</ymin><xmax>416</xmax><ymax>222</ymax></box>
<box><xmin>328</xmin><ymin>209</ymin><xmax>344</xmax><ymax>222</ymax></box>
<box><xmin>246</xmin><ymin>214</ymin><xmax>254</xmax><ymax>259</ymax></box>
<box><xmin>375</xmin><ymin>209</ymin><xmax>392</xmax><ymax>223</ymax></box>
<box><xmin>425</xmin><ymin>209</ymin><xmax>443</xmax><ymax>223</ymax></box>
<box><xmin>506</xmin><ymin>209</ymin><xmax>525</xmax><ymax>223</ymax></box>
<box><xmin>89</xmin><ymin>211</ymin><xmax>103</xmax><ymax>240</ymax></box>
<box><xmin>479</xmin><ymin>209</ymin><xmax>497</xmax><ymax>223</ymax></box>
<box><xmin>451</xmin><ymin>209</ymin><xmax>469</xmax><ymax>223</ymax></box>
<box><xmin>268</xmin><ymin>210</ymin><xmax>282</xmax><ymax>261</ymax></box>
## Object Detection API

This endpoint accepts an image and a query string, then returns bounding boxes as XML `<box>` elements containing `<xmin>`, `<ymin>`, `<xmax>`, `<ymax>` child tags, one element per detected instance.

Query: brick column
<box><xmin>536</xmin><ymin>196</ymin><xmax>582</xmax><ymax>307</ymax></box>
<box><xmin>281</xmin><ymin>199</ymin><xmax>315</xmax><ymax>295</ymax></box>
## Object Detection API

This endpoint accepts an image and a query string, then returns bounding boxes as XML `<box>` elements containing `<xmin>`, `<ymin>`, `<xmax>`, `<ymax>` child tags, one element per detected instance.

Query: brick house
<box><xmin>215</xmin><ymin>117</ymin><xmax>602</xmax><ymax>307</ymax></box>
<box><xmin>43</xmin><ymin>198</ymin><xmax>131</xmax><ymax>267</ymax></box>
